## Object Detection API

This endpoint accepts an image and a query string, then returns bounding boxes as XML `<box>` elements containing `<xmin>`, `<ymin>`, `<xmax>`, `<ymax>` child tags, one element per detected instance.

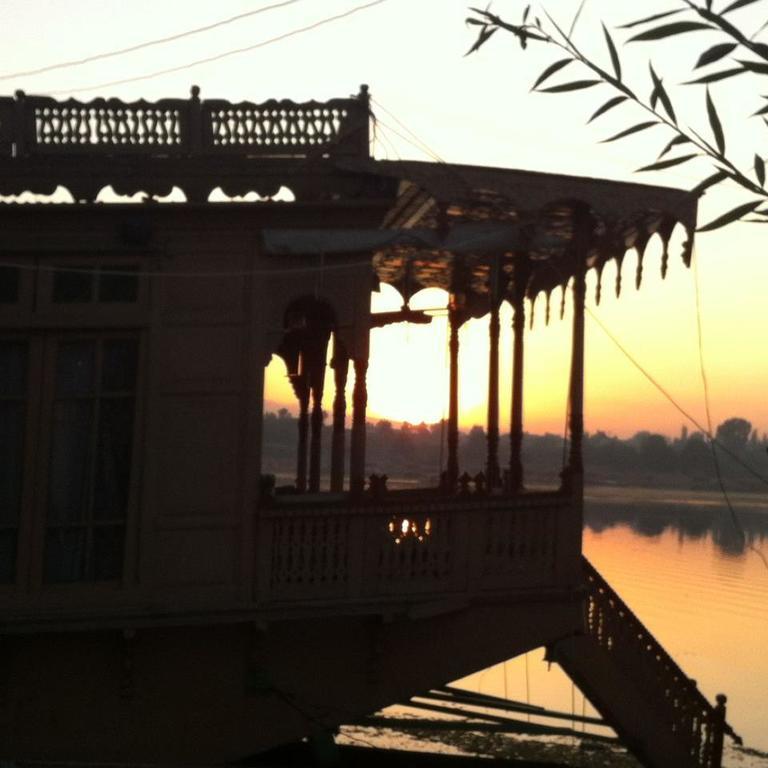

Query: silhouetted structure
<box><xmin>0</xmin><ymin>86</ymin><xmax>736</xmax><ymax>767</ymax></box>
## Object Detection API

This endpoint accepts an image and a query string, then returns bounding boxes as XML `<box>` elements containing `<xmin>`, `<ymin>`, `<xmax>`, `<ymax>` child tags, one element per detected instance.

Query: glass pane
<box><xmin>0</xmin><ymin>402</ymin><xmax>26</xmax><ymax>524</ymax></box>
<box><xmin>52</xmin><ymin>266</ymin><xmax>94</xmax><ymax>303</ymax></box>
<box><xmin>55</xmin><ymin>341</ymin><xmax>95</xmax><ymax>396</ymax></box>
<box><xmin>0</xmin><ymin>341</ymin><xmax>27</xmax><ymax>396</ymax></box>
<box><xmin>93</xmin><ymin>398</ymin><xmax>134</xmax><ymax>520</ymax></box>
<box><xmin>0</xmin><ymin>266</ymin><xmax>20</xmax><ymax>303</ymax></box>
<box><xmin>48</xmin><ymin>400</ymin><xmax>93</xmax><ymax>523</ymax></box>
<box><xmin>0</xmin><ymin>529</ymin><xmax>16</xmax><ymax>583</ymax></box>
<box><xmin>101</xmin><ymin>339</ymin><xmax>138</xmax><ymax>392</ymax></box>
<box><xmin>98</xmin><ymin>266</ymin><xmax>138</xmax><ymax>303</ymax></box>
<box><xmin>44</xmin><ymin>527</ymin><xmax>85</xmax><ymax>583</ymax></box>
<box><xmin>92</xmin><ymin>526</ymin><xmax>124</xmax><ymax>580</ymax></box>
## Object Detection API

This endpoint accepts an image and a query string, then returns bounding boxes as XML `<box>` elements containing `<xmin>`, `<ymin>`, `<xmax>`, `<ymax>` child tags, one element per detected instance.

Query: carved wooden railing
<box><xmin>256</xmin><ymin>491</ymin><xmax>579</xmax><ymax>605</ymax></box>
<box><xmin>583</xmin><ymin>559</ymin><xmax>732</xmax><ymax>768</ymax></box>
<box><xmin>0</xmin><ymin>86</ymin><xmax>370</xmax><ymax>159</ymax></box>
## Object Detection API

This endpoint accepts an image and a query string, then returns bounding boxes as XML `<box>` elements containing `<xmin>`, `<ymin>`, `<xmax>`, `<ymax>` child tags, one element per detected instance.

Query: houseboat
<box><xmin>0</xmin><ymin>86</ymin><xmax>734</xmax><ymax>767</ymax></box>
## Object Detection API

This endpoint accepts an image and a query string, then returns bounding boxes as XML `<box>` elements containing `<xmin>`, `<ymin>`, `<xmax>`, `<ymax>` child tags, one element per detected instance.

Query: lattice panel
<box><xmin>206</xmin><ymin>104</ymin><xmax>350</xmax><ymax>150</ymax></box>
<box><xmin>33</xmin><ymin>104</ymin><xmax>184</xmax><ymax>150</ymax></box>
<box><xmin>374</xmin><ymin>514</ymin><xmax>453</xmax><ymax>590</ymax></box>
<box><xmin>483</xmin><ymin>506</ymin><xmax>557</xmax><ymax>574</ymax></box>
<box><xmin>269</xmin><ymin>515</ymin><xmax>351</xmax><ymax>597</ymax></box>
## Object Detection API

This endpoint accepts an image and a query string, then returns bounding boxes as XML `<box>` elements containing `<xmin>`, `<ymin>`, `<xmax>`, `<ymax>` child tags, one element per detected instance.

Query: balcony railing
<box><xmin>255</xmin><ymin>490</ymin><xmax>581</xmax><ymax>607</ymax></box>
<box><xmin>0</xmin><ymin>86</ymin><xmax>371</xmax><ymax>160</ymax></box>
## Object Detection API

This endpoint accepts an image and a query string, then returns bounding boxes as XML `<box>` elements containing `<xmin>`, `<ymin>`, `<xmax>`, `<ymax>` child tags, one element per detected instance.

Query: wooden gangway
<box><xmin>549</xmin><ymin>558</ymin><xmax>740</xmax><ymax>768</ymax></box>
<box><xmin>358</xmin><ymin>558</ymin><xmax>740</xmax><ymax>768</ymax></box>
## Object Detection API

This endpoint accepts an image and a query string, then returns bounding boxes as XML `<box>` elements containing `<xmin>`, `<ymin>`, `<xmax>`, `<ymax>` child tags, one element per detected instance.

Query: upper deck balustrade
<box><xmin>0</xmin><ymin>86</ymin><xmax>370</xmax><ymax>160</ymax></box>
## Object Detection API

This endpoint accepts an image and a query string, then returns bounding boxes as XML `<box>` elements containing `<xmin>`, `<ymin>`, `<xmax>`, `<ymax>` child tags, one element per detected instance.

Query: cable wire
<box><xmin>692</xmin><ymin>256</ymin><xmax>768</xmax><ymax>569</ymax></box>
<box><xmin>48</xmin><ymin>0</ymin><xmax>390</xmax><ymax>96</ymax></box>
<box><xmin>0</xmin><ymin>0</ymin><xmax>306</xmax><ymax>82</ymax></box>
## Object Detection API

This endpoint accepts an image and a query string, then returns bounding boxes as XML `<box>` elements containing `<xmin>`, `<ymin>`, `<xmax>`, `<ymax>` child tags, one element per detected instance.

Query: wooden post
<box><xmin>566</xmin><ymin>265</ymin><xmax>586</xmax><ymax>487</ymax></box>
<box><xmin>350</xmin><ymin>358</ymin><xmax>368</xmax><ymax>496</ymax></box>
<box><xmin>446</xmin><ymin>304</ymin><xmax>461</xmax><ymax>491</ymax></box>
<box><xmin>308</xmin><ymin>376</ymin><xmax>325</xmax><ymax>493</ymax></box>
<box><xmin>711</xmin><ymin>694</ymin><xmax>728</xmax><ymax>768</ymax></box>
<box><xmin>564</xmin><ymin>208</ymin><xmax>592</xmax><ymax>494</ymax></box>
<box><xmin>486</xmin><ymin>300</ymin><xmax>501</xmax><ymax>487</ymax></box>
<box><xmin>295</xmin><ymin>377</ymin><xmax>309</xmax><ymax>493</ymax></box>
<box><xmin>509</xmin><ymin>292</ymin><xmax>525</xmax><ymax>492</ymax></box>
<box><xmin>330</xmin><ymin>347</ymin><xmax>349</xmax><ymax>492</ymax></box>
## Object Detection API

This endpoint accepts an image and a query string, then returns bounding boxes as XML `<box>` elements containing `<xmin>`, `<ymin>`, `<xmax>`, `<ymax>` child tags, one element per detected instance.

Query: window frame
<box><xmin>19</xmin><ymin>330</ymin><xmax>145</xmax><ymax>591</ymax></box>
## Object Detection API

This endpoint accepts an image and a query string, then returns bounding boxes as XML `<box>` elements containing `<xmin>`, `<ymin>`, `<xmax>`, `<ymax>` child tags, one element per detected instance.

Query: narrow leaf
<box><xmin>569</xmin><ymin>0</ymin><xmax>587</xmax><ymax>37</ymax></box>
<box><xmin>628</xmin><ymin>21</ymin><xmax>714</xmax><ymax>42</ymax></box>
<box><xmin>465</xmin><ymin>25</ymin><xmax>498</xmax><ymax>55</ymax></box>
<box><xmin>690</xmin><ymin>170</ymin><xmax>728</xmax><ymax>197</ymax></box>
<box><xmin>531</xmin><ymin>58</ymin><xmax>573</xmax><ymax>90</ymax></box>
<box><xmin>756</xmin><ymin>154</ymin><xmax>765</xmax><ymax>186</ymax></box>
<box><xmin>538</xmin><ymin>79</ymin><xmax>602</xmax><ymax>93</ymax></box>
<box><xmin>752</xmin><ymin>103</ymin><xmax>768</xmax><ymax>116</ymax></box>
<box><xmin>603</xmin><ymin>23</ymin><xmax>622</xmax><ymax>81</ymax></box>
<box><xmin>737</xmin><ymin>59</ymin><xmax>768</xmax><ymax>74</ymax></box>
<box><xmin>722</xmin><ymin>0</ymin><xmax>762</xmax><ymax>13</ymax></box>
<box><xmin>523</xmin><ymin>4</ymin><xmax>531</xmax><ymax>22</ymax></box>
<box><xmin>601</xmin><ymin>121</ymin><xmax>658</xmax><ymax>142</ymax></box>
<box><xmin>618</xmin><ymin>8</ymin><xmax>685</xmax><ymax>29</ymax></box>
<box><xmin>649</xmin><ymin>63</ymin><xmax>677</xmax><ymax>123</ymax></box>
<box><xmin>658</xmin><ymin>134</ymin><xmax>690</xmax><ymax>159</ymax></box>
<box><xmin>695</xmin><ymin>43</ymin><xmax>737</xmax><ymax>69</ymax></box>
<box><xmin>706</xmin><ymin>87</ymin><xmax>725</xmax><ymax>154</ymax></box>
<box><xmin>587</xmin><ymin>95</ymin><xmax>627</xmax><ymax>123</ymax></box>
<box><xmin>686</xmin><ymin>67</ymin><xmax>746</xmax><ymax>84</ymax></box>
<box><xmin>637</xmin><ymin>153</ymin><xmax>698</xmax><ymax>172</ymax></box>
<box><xmin>697</xmin><ymin>200</ymin><xmax>761</xmax><ymax>231</ymax></box>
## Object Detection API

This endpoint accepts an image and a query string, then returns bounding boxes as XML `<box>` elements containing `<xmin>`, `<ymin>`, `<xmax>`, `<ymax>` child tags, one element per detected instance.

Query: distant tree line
<box><xmin>262</xmin><ymin>410</ymin><xmax>768</xmax><ymax>492</ymax></box>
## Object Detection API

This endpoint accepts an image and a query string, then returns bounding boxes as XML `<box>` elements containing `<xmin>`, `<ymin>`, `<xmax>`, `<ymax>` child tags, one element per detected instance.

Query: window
<box><xmin>44</xmin><ymin>336</ymin><xmax>138</xmax><ymax>583</ymax></box>
<box><xmin>52</xmin><ymin>265</ymin><xmax>139</xmax><ymax>304</ymax></box>
<box><xmin>0</xmin><ymin>266</ymin><xmax>20</xmax><ymax>304</ymax></box>
<box><xmin>0</xmin><ymin>341</ymin><xmax>28</xmax><ymax>583</ymax></box>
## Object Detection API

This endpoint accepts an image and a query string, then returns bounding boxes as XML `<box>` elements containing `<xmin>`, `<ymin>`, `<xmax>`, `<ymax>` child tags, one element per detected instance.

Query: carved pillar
<box><xmin>566</xmin><ymin>264</ymin><xmax>586</xmax><ymax>486</ymax></box>
<box><xmin>330</xmin><ymin>345</ymin><xmax>349</xmax><ymax>492</ymax></box>
<box><xmin>295</xmin><ymin>376</ymin><xmax>310</xmax><ymax>493</ymax></box>
<box><xmin>308</xmin><ymin>379</ymin><xmax>325</xmax><ymax>493</ymax></box>
<box><xmin>307</xmin><ymin>333</ymin><xmax>330</xmax><ymax>493</ymax></box>
<box><xmin>509</xmin><ymin>293</ymin><xmax>525</xmax><ymax>492</ymax></box>
<box><xmin>446</xmin><ymin>305</ymin><xmax>460</xmax><ymax>491</ymax></box>
<box><xmin>350</xmin><ymin>358</ymin><xmax>368</xmax><ymax>496</ymax></box>
<box><xmin>486</xmin><ymin>300</ymin><xmax>501</xmax><ymax>487</ymax></box>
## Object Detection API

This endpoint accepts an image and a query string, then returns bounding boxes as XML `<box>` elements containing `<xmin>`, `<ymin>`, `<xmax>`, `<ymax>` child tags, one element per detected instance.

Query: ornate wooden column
<box><xmin>565</xmin><ymin>263</ymin><xmax>587</xmax><ymax>488</ymax></box>
<box><xmin>295</xmin><ymin>375</ymin><xmax>310</xmax><ymax>493</ymax></box>
<box><xmin>349</xmin><ymin>358</ymin><xmax>368</xmax><ymax>496</ymax></box>
<box><xmin>446</xmin><ymin>302</ymin><xmax>461</xmax><ymax>491</ymax></box>
<box><xmin>486</xmin><ymin>299</ymin><xmax>501</xmax><ymax>487</ymax></box>
<box><xmin>509</xmin><ymin>290</ymin><xmax>525</xmax><ymax>492</ymax></box>
<box><xmin>308</xmin><ymin>377</ymin><xmax>325</xmax><ymax>493</ymax></box>
<box><xmin>563</xmin><ymin>207</ymin><xmax>592</xmax><ymax>494</ymax></box>
<box><xmin>329</xmin><ymin>343</ymin><xmax>349</xmax><ymax>492</ymax></box>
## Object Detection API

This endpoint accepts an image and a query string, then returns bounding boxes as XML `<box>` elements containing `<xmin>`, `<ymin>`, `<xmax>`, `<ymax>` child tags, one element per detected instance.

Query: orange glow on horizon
<box><xmin>264</xmin><ymin>229</ymin><xmax>768</xmax><ymax>439</ymax></box>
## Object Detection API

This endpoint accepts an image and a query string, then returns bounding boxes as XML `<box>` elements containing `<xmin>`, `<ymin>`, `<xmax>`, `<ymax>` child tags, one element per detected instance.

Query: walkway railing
<box><xmin>582</xmin><ymin>558</ymin><xmax>735</xmax><ymax>768</ymax></box>
<box><xmin>255</xmin><ymin>491</ymin><xmax>580</xmax><ymax>606</ymax></box>
<box><xmin>0</xmin><ymin>86</ymin><xmax>370</xmax><ymax>159</ymax></box>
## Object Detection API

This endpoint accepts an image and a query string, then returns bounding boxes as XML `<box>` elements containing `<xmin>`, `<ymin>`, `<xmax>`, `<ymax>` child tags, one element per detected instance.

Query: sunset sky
<box><xmin>2</xmin><ymin>0</ymin><xmax>767</xmax><ymax>438</ymax></box>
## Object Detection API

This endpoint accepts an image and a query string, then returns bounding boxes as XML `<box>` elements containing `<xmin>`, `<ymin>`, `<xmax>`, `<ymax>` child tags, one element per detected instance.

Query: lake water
<box><xmin>452</xmin><ymin>486</ymin><xmax>768</xmax><ymax>755</ymax></box>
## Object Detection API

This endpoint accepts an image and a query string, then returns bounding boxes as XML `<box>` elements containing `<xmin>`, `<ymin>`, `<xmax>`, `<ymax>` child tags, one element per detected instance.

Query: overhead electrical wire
<box><xmin>0</xmin><ymin>0</ymin><xmax>307</xmax><ymax>82</ymax></box>
<box><xmin>46</xmin><ymin>0</ymin><xmax>390</xmax><ymax>96</ymax></box>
